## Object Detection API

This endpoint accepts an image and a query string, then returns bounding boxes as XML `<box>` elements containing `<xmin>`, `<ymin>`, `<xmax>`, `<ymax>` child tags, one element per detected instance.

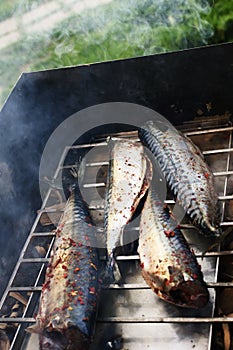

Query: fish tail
<box><xmin>111</xmin><ymin>261</ymin><xmax>122</xmax><ymax>283</ymax></box>
<box><xmin>70</xmin><ymin>155</ymin><xmax>86</xmax><ymax>186</ymax></box>
<box><xmin>102</xmin><ymin>253</ymin><xmax>122</xmax><ymax>284</ymax></box>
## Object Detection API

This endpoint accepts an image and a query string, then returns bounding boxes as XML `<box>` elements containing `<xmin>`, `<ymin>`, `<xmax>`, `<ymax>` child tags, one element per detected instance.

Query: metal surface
<box><xmin>0</xmin><ymin>41</ymin><xmax>233</xmax><ymax>302</ymax></box>
<box><xmin>0</xmin><ymin>124</ymin><xmax>232</xmax><ymax>349</ymax></box>
<box><xmin>0</xmin><ymin>43</ymin><xmax>232</xmax><ymax>349</ymax></box>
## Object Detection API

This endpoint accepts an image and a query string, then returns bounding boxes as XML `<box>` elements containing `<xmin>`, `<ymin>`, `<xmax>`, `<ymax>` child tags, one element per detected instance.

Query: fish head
<box><xmin>39</xmin><ymin>331</ymin><xmax>68</xmax><ymax>350</ymax></box>
<box><xmin>156</xmin><ymin>279</ymin><xmax>209</xmax><ymax>308</ymax></box>
<box><xmin>38</xmin><ymin>327</ymin><xmax>90</xmax><ymax>350</ymax></box>
<box><xmin>142</xmin><ymin>269</ymin><xmax>209</xmax><ymax>308</ymax></box>
<box><xmin>166</xmin><ymin>279</ymin><xmax>209</xmax><ymax>308</ymax></box>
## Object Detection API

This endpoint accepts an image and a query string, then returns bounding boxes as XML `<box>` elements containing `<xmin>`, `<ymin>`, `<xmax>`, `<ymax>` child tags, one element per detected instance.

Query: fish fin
<box><xmin>112</xmin><ymin>261</ymin><xmax>122</xmax><ymax>283</ymax></box>
<box><xmin>100</xmin><ymin>265</ymin><xmax>115</xmax><ymax>285</ymax></box>
<box><xmin>201</xmin><ymin>226</ymin><xmax>231</xmax><ymax>257</ymax></box>
<box><xmin>26</xmin><ymin>324</ymin><xmax>42</xmax><ymax>334</ymax></box>
<box><xmin>70</xmin><ymin>156</ymin><xmax>86</xmax><ymax>186</ymax></box>
<box><xmin>102</xmin><ymin>254</ymin><xmax>122</xmax><ymax>284</ymax></box>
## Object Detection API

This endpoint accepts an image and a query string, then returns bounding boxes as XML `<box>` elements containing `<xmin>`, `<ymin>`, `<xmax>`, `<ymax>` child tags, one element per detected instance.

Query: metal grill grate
<box><xmin>0</xmin><ymin>124</ymin><xmax>233</xmax><ymax>349</ymax></box>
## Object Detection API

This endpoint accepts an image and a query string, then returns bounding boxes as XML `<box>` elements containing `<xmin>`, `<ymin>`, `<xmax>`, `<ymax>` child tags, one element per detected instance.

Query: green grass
<box><xmin>0</xmin><ymin>0</ymin><xmax>225</xmax><ymax>107</ymax></box>
<box><xmin>205</xmin><ymin>0</ymin><xmax>233</xmax><ymax>43</ymax></box>
<box><xmin>29</xmin><ymin>0</ymin><xmax>214</xmax><ymax>70</ymax></box>
<box><xmin>0</xmin><ymin>0</ymin><xmax>49</xmax><ymax>21</ymax></box>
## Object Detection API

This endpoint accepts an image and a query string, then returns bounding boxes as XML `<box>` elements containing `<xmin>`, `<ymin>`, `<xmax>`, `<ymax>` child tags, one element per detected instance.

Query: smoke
<box><xmin>48</xmin><ymin>0</ymin><xmax>213</xmax><ymax>61</ymax></box>
<box><xmin>0</xmin><ymin>0</ymin><xmax>214</xmax><ymax>296</ymax></box>
<box><xmin>0</xmin><ymin>0</ymin><xmax>213</xmax><ymax>106</ymax></box>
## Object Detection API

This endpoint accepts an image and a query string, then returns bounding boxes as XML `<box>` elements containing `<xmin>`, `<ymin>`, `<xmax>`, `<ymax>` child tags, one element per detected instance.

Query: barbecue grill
<box><xmin>0</xmin><ymin>42</ymin><xmax>233</xmax><ymax>349</ymax></box>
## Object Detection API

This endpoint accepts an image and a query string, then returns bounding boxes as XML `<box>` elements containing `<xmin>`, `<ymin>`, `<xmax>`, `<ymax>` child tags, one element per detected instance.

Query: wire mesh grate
<box><xmin>0</xmin><ymin>124</ymin><xmax>233</xmax><ymax>349</ymax></box>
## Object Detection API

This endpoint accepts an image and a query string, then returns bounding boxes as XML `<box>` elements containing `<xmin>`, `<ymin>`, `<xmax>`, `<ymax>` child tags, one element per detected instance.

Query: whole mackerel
<box><xmin>138</xmin><ymin>186</ymin><xmax>209</xmax><ymax>308</ymax></box>
<box><xmin>105</xmin><ymin>137</ymin><xmax>152</xmax><ymax>281</ymax></box>
<box><xmin>27</xmin><ymin>184</ymin><xmax>100</xmax><ymax>350</ymax></box>
<box><xmin>138</xmin><ymin>120</ymin><xmax>220</xmax><ymax>237</ymax></box>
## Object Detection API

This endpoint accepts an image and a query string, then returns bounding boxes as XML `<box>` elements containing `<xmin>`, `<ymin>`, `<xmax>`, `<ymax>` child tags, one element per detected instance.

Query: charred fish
<box><xmin>138</xmin><ymin>120</ymin><xmax>220</xmax><ymax>237</ymax></box>
<box><xmin>138</xmin><ymin>186</ymin><xmax>209</xmax><ymax>308</ymax></box>
<box><xmin>27</xmin><ymin>183</ymin><xmax>100</xmax><ymax>350</ymax></box>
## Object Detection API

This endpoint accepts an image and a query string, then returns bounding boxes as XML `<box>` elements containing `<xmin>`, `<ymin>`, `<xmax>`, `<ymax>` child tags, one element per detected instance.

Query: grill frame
<box><xmin>0</xmin><ymin>123</ymin><xmax>233</xmax><ymax>349</ymax></box>
<box><xmin>0</xmin><ymin>42</ymin><xmax>233</xmax><ymax>349</ymax></box>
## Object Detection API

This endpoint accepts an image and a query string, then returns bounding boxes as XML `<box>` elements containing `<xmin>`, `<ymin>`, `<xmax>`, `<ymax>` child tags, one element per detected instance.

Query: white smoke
<box><xmin>0</xmin><ymin>0</ymin><xmax>213</xmax><ymax>107</ymax></box>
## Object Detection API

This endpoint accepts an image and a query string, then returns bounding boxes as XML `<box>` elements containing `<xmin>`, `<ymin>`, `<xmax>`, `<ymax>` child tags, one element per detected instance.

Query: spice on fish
<box><xmin>27</xmin><ymin>183</ymin><xmax>100</xmax><ymax>349</ymax></box>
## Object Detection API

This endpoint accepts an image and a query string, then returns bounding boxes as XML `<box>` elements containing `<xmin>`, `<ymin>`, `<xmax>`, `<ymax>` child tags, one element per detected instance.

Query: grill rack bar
<box><xmin>64</xmin><ymin>125</ymin><xmax>233</xmax><ymax>150</ymax></box>
<box><xmin>62</xmin><ymin>163</ymin><xmax>233</xmax><ymax>177</ymax></box>
<box><xmin>0</xmin><ymin>317</ymin><xmax>233</xmax><ymax>324</ymax></box>
<box><xmin>1</xmin><ymin>317</ymin><xmax>233</xmax><ymax>324</ymax></box>
<box><xmin>0</xmin><ymin>125</ymin><xmax>233</xmax><ymax>350</ymax></box>
<box><xmin>4</xmin><ymin>281</ymin><xmax>233</xmax><ymax>293</ymax></box>
<box><xmin>12</xmin><ymin>250</ymin><xmax>233</xmax><ymax>262</ymax></box>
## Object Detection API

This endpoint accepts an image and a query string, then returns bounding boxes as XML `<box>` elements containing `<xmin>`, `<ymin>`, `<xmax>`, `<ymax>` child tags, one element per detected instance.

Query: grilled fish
<box><xmin>104</xmin><ymin>137</ymin><xmax>152</xmax><ymax>281</ymax></box>
<box><xmin>138</xmin><ymin>186</ymin><xmax>209</xmax><ymax>308</ymax></box>
<box><xmin>27</xmin><ymin>184</ymin><xmax>100</xmax><ymax>350</ymax></box>
<box><xmin>138</xmin><ymin>120</ymin><xmax>220</xmax><ymax>237</ymax></box>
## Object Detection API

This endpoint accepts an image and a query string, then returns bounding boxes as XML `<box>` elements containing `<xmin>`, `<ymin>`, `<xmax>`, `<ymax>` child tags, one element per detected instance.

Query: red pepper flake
<box><xmin>53</xmin><ymin>257</ymin><xmax>62</xmax><ymax>268</ymax></box>
<box><xmin>164</xmin><ymin>230</ymin><xmax>171</xmax><ymax>237</ymax></box>
<box><xmin>204</xmin><ymin>173</ymin><xmax>209</xmax><ymax>179</ymax></box>
<box><xmin>47</xmin><ymin>273</ymin><xmax>54</xmax><ymax>279</ymax></box>
<box><xmin>62</xmin><ymin>303</ymin><xmax>69</xmax><ymax>310</ymax></box>
<box><xmin>77</xmin><ymin>296</ymin><xmax>85</xmax><ymax>305</ymax></box>
<box><xmin>63</xmin><ymin>273</ymin><xmax>68</xmax><ymax>279</ymax></box>
<box><xmin>69</xmin><ymin>238</ymin><xmax>76</xmax><ymax>247</ymax></box>
<box><xmin>74</xmin><ymin>268</ymin><xmax>80</xmax><ymax>273</ymax></box>
<box><xmin>140</xmin><ymin>262</ymin><xmax>144</xmax><ymax>269</ymax></box>
<box><xmin>89</xmin><ymin>287</ymin><xmax>96</xmax><ymax>294</ymax></box>
<box><xmin>62</xmin><ymin>265</ymin><xmax>68</xmax><ymax>270</ymax></box>
<box><xmin>42</xmin><ymin>281</ymin><xmax>50</xmax><ymax>291</ymax></box>
<box><xmin>83</xmin><ymin>317</ymin><xmax>89</xmax><ymax>322</ymax></box>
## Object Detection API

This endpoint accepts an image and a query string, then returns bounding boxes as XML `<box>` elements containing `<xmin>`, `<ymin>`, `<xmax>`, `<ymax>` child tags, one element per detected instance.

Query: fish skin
<box><xmin>138</xmin><ymin>186</ymin><xmax>209</xmax><ymax>308</ymax></box>
<box><xmin>104</xmin><ymin>137</ymin><xmax>152</xmax><ymax>281</ymax></box>
<box><xmin>27</xmin><ymin>184</ymin><xmax>100</xmax><ymax>349</ymax></box>
<box><xmin>138</xmin><ymin>120</ymin><xmax>220</xmax><ymax>237</ymax></box>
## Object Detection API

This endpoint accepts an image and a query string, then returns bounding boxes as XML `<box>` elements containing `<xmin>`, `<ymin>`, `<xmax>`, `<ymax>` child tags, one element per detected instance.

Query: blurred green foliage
<box><xmin>206</xmin><ymin>0</ymin><xmax>233</xmax><ymax>43</ymax></box>
<box><xmin>31</xmin><ymin>0</ymin><xmax>213</xmax><ymax>71</ymax></box>
<box><xmin>0</xmin><ymin>0</ymin><xmax>48</xmax><ymax>21</ymax></box>
<box><xmin>0</xmin><ymin>0</ymin><xmax>232</xmax><ymax>106</ymax></box>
